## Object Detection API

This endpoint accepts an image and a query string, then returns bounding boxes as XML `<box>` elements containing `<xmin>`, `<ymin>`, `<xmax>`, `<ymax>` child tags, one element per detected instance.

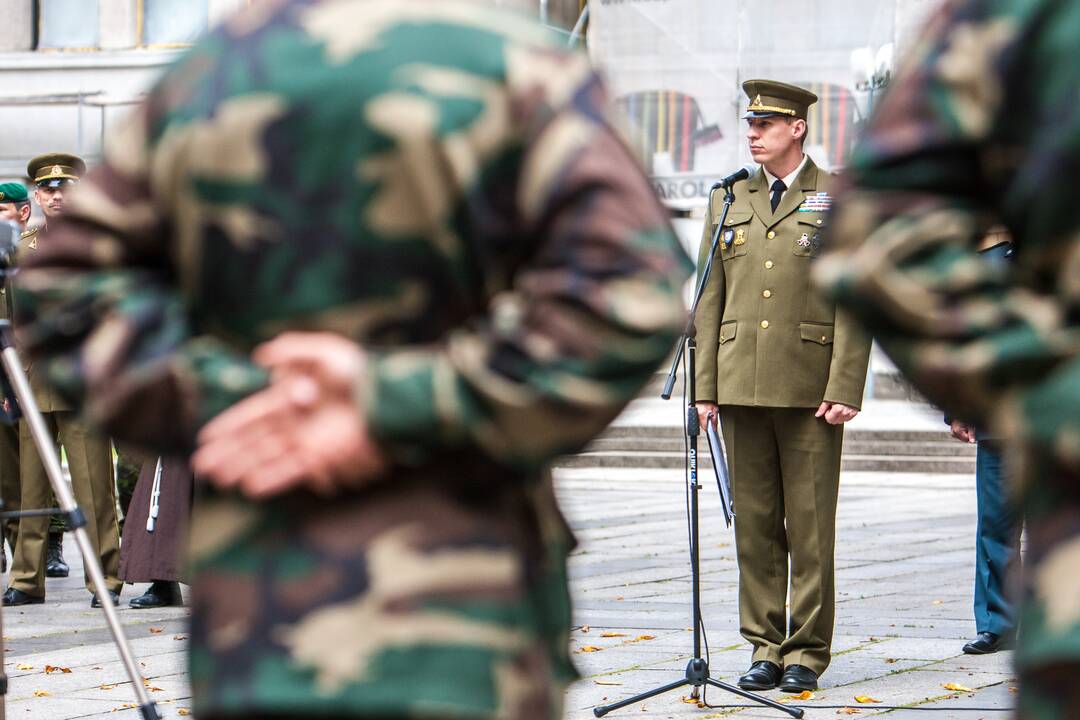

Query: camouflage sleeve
<box><xmin>14</xmin><ymin>100</ymin><xmax>268</xmax><ymax>452</ymax></box>
<box><xmin>814</xmin><ymin>0</ymin><xmax>1079</xmax><ymax>469</ymax></box>
<box><xmin>362</xmin><ymin>68</ymin><xmax>693</xmax><ymax>470</ymax></box>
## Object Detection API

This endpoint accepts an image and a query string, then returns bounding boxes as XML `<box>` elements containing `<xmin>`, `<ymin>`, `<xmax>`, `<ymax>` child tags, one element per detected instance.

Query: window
<box><xmin>141</xmin><ymin>0</ymin><xmax>209</xmax><ymax>46</ymax></box>
<box><xmin>39</xmin><ymin>0</ymin><xmax>100</xmax><ymax>50</ymax></box>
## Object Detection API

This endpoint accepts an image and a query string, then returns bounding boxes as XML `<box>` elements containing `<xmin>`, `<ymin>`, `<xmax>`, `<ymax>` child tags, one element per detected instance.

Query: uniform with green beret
<box><xmin>0</xmin><ymin>182</ymin><xmax>29</xmax><ymax>562</ymax></box>
<box><xmin>3</xmin><ymin>152</ymin><xmax>122</xmax><ymax>605</ymax></box>
<box><xmin>695</xmin><ymin>79</ymin><xmax>871</xmax><ymax>679</ymax></box>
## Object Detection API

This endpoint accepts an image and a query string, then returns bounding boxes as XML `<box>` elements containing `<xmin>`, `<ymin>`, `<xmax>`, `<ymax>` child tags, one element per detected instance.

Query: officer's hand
<box><xmin>694</xmin><ymin>402</ymin><xmax>720</xmax><ymax>431</ymax></box>
<box><xmin>815</xmin><ymin>401</ymin><xmax>859</xmax><ymax>425</ymax></box>
<box><xmin>950</xmin><ymin>420</ymin><xmax>977</xmax><ymax>444</ymax></box>
<box><xmin>193</xmin><ymin>334</ymin><xmax>386</xmax><ymax>499</ymax></box>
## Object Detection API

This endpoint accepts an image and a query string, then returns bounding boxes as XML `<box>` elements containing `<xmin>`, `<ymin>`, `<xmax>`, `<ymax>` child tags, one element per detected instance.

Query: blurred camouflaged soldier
<box><xmin>815</xmin><ymin>0</ymin><xmax>1080</xmax><ymax>717</ymax></box>
<box><xmin>2</xmin><ymin>153</ymin><xmax>123</xmax><ymax>608</ymax></box>
<box><xmin>15</xmin><ymin>1</ymin><xmax>692</xmax><ymax>719</ymax></box>
<box><xmin>0</xmin><ymin>181</ymin><xmax>30</xmax><ymax>570</ymax></box>
<box><xmin>694</xmin><ymin>80</ymin><xmax>871</xmax><ymax>693</ymax></box>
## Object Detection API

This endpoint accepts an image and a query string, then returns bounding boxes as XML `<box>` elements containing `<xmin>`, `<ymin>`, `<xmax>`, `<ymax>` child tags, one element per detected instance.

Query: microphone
<box><xmin>715</xmin><ymin>164</ymin><xmax>756</xmax><ymax>189</ymax></box>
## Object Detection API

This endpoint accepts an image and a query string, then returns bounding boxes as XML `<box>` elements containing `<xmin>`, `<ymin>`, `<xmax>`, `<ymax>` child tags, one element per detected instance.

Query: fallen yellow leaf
<box><xmin>943</xmin><ymin>682</ymin><xmax>974</xmax><ymax>692</ymax></box>
<box><xmin>884</xmin><ymin>658</ymin><xmax>898</xmax><ymax>664</ymax></box>
<box><xmin>577</xmin><ymin>645</ymin><xmax>603</xmax><ymax>653</ymax></box>
<box><xmin>837</xmin><ymin>709</ymin><xmax>861</xmax><ymax>715</ymax></box>
<box><xmin>581</xmin><ymin>625</ymin><xmax>590</xmax><ymax>634</ymax></box>
<box><xmin>854</xmin><ymin>695</ymin><xmax>881</xmax><ymax>703</ymax></box>
<box><xmin>33</xmin><ymin>690</ymin><xmax>50</xmax><ymax>697</ymax></box>
<box><xmin>15</xmin><ymin>663</ymin><xmax>33</xmax><ymax>670</ymax></box>
<box><xmin>1009</xmin><ymin>687</ymin><xmax>1018</xmax><ymax>694</ymax></box>
<box><xmin>148</xmin><ymin>627</ymin><xmax>163</xmax><ymax>634</ymax></box>
<box><xmin>172</xmin><ymin>635</ymin><xmax>187</xmax><ymax>641</ymax></box>
<box><xmin>792</xmin><ymin>690</ymin><xmax>815</xmax><ymax>700</ymax></box>
<box><xmin>178</xmin><ymin>711</ymin><xmax>191</xmax><ymax>717</ymax></box>
<box><xmin>932</xmin><ymin>600</ymin><xmax>943</xmax><ymax>605</ymax></box>
<box><xmin>601</xmin><ymin>632</ymin><xmax>627</xmax><ymax>638</ymax></box>
<box><xmin>44</xmin><ymin>665</ymin><xmax>72</xmax><ymax>674</ymax></box>
<box><xmin>594</xmin><ymin>680</ymin><xmax>622</xmax><ymax>686</ymax></box>
<box><xmin>631</xmin><ymin>635</ymin><xmax>656</xmax><ymax>642</ymax></box>
<box><xmin>99</xmin><ymin>683</ymin><xmax>118</xmax><ymax>690</ymax></box>
<box><xmin>681</xmin><ymin>695</ymin><xmax>703</xmax><ymax>706</ymax></box>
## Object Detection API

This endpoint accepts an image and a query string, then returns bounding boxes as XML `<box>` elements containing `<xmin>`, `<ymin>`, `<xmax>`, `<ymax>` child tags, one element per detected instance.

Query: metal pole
<box><xmin>568</xmin><ymin>4</ymin><xmax>589</xmax><ymax>47</ymax></box>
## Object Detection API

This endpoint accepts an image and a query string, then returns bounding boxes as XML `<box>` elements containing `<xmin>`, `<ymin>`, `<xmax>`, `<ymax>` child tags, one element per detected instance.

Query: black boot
<box><xmin>129</xmin><ymin>581</ymin><xmax>183</xmax><ymax>609</ymax></box>
<box><xmin>45</xmin><ymin>532</ymin><xmax>69</xmax><ymax>578</ymax></box>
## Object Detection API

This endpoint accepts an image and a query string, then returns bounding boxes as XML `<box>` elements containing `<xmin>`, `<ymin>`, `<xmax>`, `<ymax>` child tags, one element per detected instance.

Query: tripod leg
<box><xmin>592</xmin><ymin>678</ymin><xmax>690</xmax><ymax>717</ymax></box>
<box><xmin>705</xmin><ymin>678</ymin><xmax>805</xmax><ymax>718</ymax></box>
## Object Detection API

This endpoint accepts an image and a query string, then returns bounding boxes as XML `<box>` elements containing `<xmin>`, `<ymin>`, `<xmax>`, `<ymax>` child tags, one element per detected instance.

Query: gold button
<box><xmin>764</xmin><ymin>260</ymin><xmax>774</xmax><ymax>269</ymax></box>
<box><xmin>760</xmin><ymin>320</ymin><xmax>769</xmax><ymax>329</ymax></box>
<box><xmin>821</xmin><ymin>335</ymin><xmax>827</xmax><ymax>342</ymax></box>
<box><xmin>767</xmin><ymin>230</ymin><xmax>776</xmax><ymax>239</ymax></box>
<box><xmin>762</xmin><ymin>290</ymin><xmax>772</xmax><ymax>298</ymax></box>
<box><xmin>816</xmin><ymin>219</ymin><xmax>823</xmax><ymax>225</ymax></box>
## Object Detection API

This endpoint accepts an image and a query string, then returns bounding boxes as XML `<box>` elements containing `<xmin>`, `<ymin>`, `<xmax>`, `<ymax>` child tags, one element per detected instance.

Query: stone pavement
<box><xmin>0</xmin><ymin>400</ymin><xmax>1012</xmax><ymax>720</ymax></box>
<box><xmin>0</xmin><ymin>562</ymin><xmax>191</xmax><ymax>718</ymax></box>
<box><xmin>557</xmin><ymin>454</ymin><xmax>1015</xmax><ymax>717</ymax></box>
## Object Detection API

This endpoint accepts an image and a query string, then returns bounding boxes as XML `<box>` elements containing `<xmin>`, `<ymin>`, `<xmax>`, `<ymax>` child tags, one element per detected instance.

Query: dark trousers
<box><xmin>973</xmin><ymin>439</ymin><xmax>1021</xmax><ymax>636</ymax></box>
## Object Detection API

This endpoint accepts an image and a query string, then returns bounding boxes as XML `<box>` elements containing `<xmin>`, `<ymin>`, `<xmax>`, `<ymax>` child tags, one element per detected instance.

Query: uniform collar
<box><xmin>762</xmin><ymin>154</ymin><xmax>808</xmax><ymax>192</ymax></box>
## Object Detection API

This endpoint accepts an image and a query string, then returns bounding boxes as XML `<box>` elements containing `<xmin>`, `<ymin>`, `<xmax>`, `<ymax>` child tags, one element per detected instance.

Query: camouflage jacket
<box><xmin>15</xmin><ymin>1</ymin><xmax>691</xmax><ymax>718</ymax></box>
<box><xmin>814</xmin><ymin>0</ymin><xmax>1080</xmax><ymax>685</ymax></box>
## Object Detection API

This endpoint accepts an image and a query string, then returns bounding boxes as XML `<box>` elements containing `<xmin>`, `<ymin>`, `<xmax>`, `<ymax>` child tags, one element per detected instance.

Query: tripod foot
<box><xmin>592</xmin><ymin>678</ymin><xmax>689</xmax><ymax>717</ymax></box>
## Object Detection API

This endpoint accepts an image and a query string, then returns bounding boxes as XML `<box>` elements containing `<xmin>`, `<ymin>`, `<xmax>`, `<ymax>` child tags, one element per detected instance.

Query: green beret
<box><xmin>0</xmin><ymin>182</ymin><xmax>28</xmax><ymax>204</ymax></box>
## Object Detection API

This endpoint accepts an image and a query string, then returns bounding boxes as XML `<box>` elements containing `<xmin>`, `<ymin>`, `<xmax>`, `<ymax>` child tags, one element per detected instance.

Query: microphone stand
<box><xmin>592</xmin><ymin>182</ymin><xmax>802</xmax><ymax>719</ymax></box>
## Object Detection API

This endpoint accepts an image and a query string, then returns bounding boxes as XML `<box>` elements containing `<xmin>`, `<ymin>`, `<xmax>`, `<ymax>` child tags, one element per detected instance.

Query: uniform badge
<box><xmin>734</xmin><ymin>228</ymin><xmax>746</xmax><ymax>246</ymax></box>
<box><xmin>811</xmin><ymin>234</ymin><xmax>822</xmax><ymax>252</ymax></box>
<box><xmin>797</xmin><ymin>232</ymin><xmax>810</xmax><ymax>247</ymax></box>
<box><xmin>51</xmin><ymin>165</ymin><xmax>63</xmax><ymax>177</ymax></box>
<box><xmin>723</xmin><ymin>228</ymin><xmax>734</xmax><ymax>245</ymax></box>
<box><xmin>28</xmin><ymin>235</ymin><xmax>37</xmax><ymax>250</ymax></box>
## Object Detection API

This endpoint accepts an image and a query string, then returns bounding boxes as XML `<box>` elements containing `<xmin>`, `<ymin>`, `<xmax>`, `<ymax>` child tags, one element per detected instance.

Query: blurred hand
<box><xmin>950</xmin><ymin>420</ymin><xmax>977</xmax><ymax>444</ymax></box>
<box><xmin>815</xmin><ymin>401</ymin><xmax>859</xmax><ymax>425</ymax></box>
<box><xmin>694</xmin><ymin>401</ymin><xmax>720</xmax><ymax>432</ymax></box>
<box><xmin>192</xmin><ymin>333</ymin><xmax>386</xmax><ymax>499</ymax></box>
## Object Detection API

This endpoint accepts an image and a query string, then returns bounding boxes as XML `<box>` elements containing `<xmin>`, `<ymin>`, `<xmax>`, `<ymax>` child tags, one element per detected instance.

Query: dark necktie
<box><xmin>770</xmin><ymin>179</ymin><xmax>786</xmax><ymax>212</ymax></box>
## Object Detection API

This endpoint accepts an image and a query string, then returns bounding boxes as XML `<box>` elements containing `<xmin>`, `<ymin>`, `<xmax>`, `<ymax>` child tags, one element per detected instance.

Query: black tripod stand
<box><xmin>0</xmin><ymin>224</ymin><xmax>160</xmax><ymax>720</ymax></box>
<box><xmin>592</xmin><ymin>182</ymin><xmax>802</xmax><ymax>719</ymax></box>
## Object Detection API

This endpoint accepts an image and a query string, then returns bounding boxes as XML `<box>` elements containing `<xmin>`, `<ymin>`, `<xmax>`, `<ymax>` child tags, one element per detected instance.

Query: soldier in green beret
<box><xmin>2</xmin><ymin>153</ymin><xmax>123</xmax><ymax>608</ymax></box>
<box><xmin>0</xmin><ymin>181</ymin><xmax>32</xmax><ymax>572</ymax></box>
<box><xmin>694</xmin><ymin>79</ymin><xmax>872</xmax><ymax>693</ymax></box>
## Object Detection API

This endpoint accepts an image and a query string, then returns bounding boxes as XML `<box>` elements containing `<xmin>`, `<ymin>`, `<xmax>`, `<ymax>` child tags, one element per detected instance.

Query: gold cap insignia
<box><xmin>0</xmin><ymin>192</ymin><xmax>5</xmax><ymax>201</ymax></box>
<box><xmin>753</xmin><ymin>95</ymin><xmax>763</xmax><ymax>106</ymax></box>
<box><xmin>51</xmin><ymin>165</ymin><xmax>62</xmax><ymax>176</ymax></box>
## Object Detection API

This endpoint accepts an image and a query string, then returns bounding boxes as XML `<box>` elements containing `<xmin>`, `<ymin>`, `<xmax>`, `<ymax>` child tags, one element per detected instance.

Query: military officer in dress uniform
<box><xmin>0</xmin><ymin>182</ymin><xmax>32</xmax><ymax>571</ymax></box>
<box><xmin>1</xmin><ymin>153</ymin><xmax>123</xmax><ymax>608</ymax></box>
<box><xmin>694</xmin><ymin>80</ymin><xmax>872</xmax><ymax>693</ymax></box>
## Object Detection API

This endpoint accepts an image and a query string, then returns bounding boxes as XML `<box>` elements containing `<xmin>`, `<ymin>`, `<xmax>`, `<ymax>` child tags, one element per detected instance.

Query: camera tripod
<box><xmin>0</xmin><ymin>320</ymin><xmax>161</xmax><ymax>720</ymax></box>
<box><xmin>592</xmin><ymin>182</ymin><xmax>802</xmax><ymax>718</ymax></box>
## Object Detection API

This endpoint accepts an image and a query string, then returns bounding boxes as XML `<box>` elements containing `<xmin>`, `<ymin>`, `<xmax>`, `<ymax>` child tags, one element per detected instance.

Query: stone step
<box><xmin>585</xmin><ymin>436</ymin><xmax>974</xmax><ymax>457</ymax></box>
<box><xmin>555</xmin><ymin>450</ymin><xmax>975</xmax><ymax>474</ymax></box>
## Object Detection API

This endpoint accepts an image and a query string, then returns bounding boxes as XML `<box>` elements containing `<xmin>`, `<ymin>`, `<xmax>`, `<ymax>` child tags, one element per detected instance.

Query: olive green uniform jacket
<box><xmin>695</xmin><ymin>159</ymin><xmax>870</xmax><ymax>410</ymax></box>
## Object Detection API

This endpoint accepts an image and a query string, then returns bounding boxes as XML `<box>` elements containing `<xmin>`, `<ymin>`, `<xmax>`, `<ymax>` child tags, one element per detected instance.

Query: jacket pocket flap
<box><xmin>796</xmin><ymin>213</ymin><xmax>827</xmax><ymax>228</ymax></box>
<box><xmin>799</xmin><ymin>322</ymin><xmax>833</xmax><ymax>345</ymax></box>
<box><xmin>719</xmin><ymin>321</ymin><xmax>737</xmax><ymax>343</ymax></box>
<box><xmin>720</xmin><ymin>211</ymin><xmax>754</xmax><ymax>227</ymax></box>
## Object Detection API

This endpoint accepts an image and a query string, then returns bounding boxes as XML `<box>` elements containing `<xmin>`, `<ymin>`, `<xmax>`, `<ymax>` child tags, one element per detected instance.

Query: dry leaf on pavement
<box><xmin>601</xmin><ymin>632</ymin><xmax>627</xmax><ymax>638</ymax></box>
<box><xmin>32</xmin><ymin>690</ymin><xmax>50</xmax><ymax>697</ymax></box>
<box><xmin>594</xmin><ymin>680</ymin><xmax>622</xmax><ymax>686</ymax></box>
<box><xmin>943</xmin><ymin>682</ymin><xmax>974</xmax><ymax>692</ymax></box>
<box><xmin>15</xmin><ymin>664</ymin><xmax>33</xmax><ymax>670</ymax></box>
<box><xmin>44</xmin><ymin>665</ymin><xmax>72</xmax><ymax>674</ymax></box>
<box><xmin>577</xmin><ymin>645</ymin><xmax>603</xmax><ymax>653</ymax></box>
<box><xmin>149</xmin><ymin>627</ymin><xmax>164</xmax><ymax>634</ymax></box>
<box><xmin>854</xmin><ymin>695</ymin><xmax>881</xmax><ymax>703</ymax></box>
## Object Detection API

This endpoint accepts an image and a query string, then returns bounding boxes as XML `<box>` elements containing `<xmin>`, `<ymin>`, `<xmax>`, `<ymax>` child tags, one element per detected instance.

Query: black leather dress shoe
<box><xmin>2</xmin><ymin>588</ymin><xmax>45</xmax><ymax>606</ymax></box>
<box><xmin>962</xmin><ymin>631</ymin><xmax>1014</xmax><ymax>655</ymax></box>
<box><xmin>129</xmin><ymin>581</ymin><xmax>184</xmax><ymax>609</ymax></box>
<box><xmin>90</xmin><ymin>590</ymin><xmax>121</xmax><ymax>608</ymax></box>
<box><xmin>779</xmin><ymin>664</ymin><xmax>818</xmax><ymax>693</ymax></box>
<box><xmin>738</xmin><ymin>660</ymin><xmax>782</xmax><ymax>690</ymax></box>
